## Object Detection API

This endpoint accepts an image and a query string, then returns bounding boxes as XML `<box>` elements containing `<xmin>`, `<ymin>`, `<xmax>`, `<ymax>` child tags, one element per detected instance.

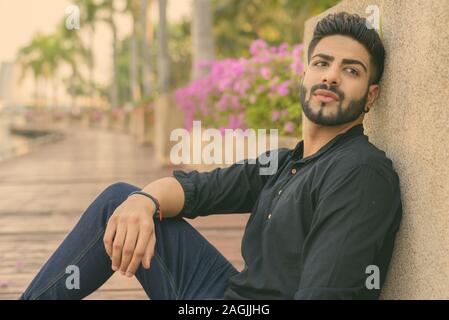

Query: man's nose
<box><xmin>321</xmin><ymin>66</ymin><xmax>341</xmax><ymax>87</ymax></box>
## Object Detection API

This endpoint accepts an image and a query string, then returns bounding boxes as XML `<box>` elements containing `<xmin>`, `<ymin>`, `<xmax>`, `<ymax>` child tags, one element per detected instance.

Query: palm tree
<box><xmin>77</xmin><ymin>0</ymin><xmax>129</xmax><ymax>109</ymax></box>
<box><xmin>57</xmin><ymin>21</ymin><xmax>89</xmax><ymax>112</ymax></box>
<box><xmin>17</xmin><ymin>33</ymin><xmax>64</xmax><ymax>108</ymax></box>
<box><xmin>16</xmin><ymin>43</ymin><xmax>44</xmax><ymax>107</ymax></box>
<box><xmin>191</xmin><ymin>0</ymin><xmax>215</xmax><ymax>80</ymax></box>
<box><xmin>76</xmin><ymin>0</ymin><xmax>101</xmax><ymax>107</ymax></box>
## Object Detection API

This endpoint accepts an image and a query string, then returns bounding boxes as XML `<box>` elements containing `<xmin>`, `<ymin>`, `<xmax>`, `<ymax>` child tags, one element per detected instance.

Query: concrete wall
<box><xmin>303</xmin><ymin>0</ymin><xmax>449</xmax><ymax>299</ymax></box>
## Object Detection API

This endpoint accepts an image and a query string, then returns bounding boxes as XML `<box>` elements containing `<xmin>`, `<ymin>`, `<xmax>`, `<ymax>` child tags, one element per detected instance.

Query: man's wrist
<box><xmin>127</xmin><ymin>191</ymin><xmax>163</xmax><ymax>220</ymax></box>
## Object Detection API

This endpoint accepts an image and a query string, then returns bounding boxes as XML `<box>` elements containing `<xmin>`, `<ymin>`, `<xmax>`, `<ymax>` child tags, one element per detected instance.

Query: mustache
<box><xmin>310</xmin><ymin>83</ymin><xmax>345</xmax><ymax>101</ymax></box>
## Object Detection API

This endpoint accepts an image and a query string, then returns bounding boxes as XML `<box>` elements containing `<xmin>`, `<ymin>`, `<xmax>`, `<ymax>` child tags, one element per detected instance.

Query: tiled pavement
<box><xmin>0</xmin><ymin>125</ymin><xmax>248</xmax><ymax>299</ymax></box>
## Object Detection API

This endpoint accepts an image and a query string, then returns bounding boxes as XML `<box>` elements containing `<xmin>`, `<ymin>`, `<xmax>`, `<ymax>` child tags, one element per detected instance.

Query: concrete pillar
<box><xmin>303</xmin><ymin>0</ymin><xmax>449</xmax><ymax>299</ymax></box>
<box><xmin>154</xmin><ymin>94</ymin><xmax>184</xmax><ymax>166</ymax></box>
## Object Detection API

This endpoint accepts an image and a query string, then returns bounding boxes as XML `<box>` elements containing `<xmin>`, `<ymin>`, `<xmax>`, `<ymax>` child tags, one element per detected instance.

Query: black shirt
<box><xmin>172</xmin><ymin>124</ymin><xmax>403</xmax><ymax>300</ymax></box>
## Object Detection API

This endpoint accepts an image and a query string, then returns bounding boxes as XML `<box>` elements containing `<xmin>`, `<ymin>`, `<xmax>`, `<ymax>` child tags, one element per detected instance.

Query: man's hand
<box><xmin>103</xmin><ymin>194</ymin><xmax>157</xmax><ymax>277</ymax></box>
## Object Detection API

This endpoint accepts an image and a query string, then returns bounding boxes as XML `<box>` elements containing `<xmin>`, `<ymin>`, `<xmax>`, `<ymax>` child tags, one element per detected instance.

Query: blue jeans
<box><xmin>20</xmin><ymin>182</ymin><xmax>239</xmax><ymax>300</ymax></box>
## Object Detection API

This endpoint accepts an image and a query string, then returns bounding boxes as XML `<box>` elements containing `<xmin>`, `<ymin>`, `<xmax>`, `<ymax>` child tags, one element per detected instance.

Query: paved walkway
<box><xmin>0</xmin><ymin>125</ymin><xmax>248</xmax><ymax>299</ymax></box>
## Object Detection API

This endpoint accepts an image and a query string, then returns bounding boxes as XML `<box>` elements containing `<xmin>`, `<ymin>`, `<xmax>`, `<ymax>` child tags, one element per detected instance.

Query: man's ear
<box><xmin>366</xmin><ymin>84</ymin><xmax>380</xmax><ymax>107</ymax></box>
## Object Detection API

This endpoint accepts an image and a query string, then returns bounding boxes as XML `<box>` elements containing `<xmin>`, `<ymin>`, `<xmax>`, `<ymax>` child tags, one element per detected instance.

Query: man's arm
<box><xmin>163</xmin><ymin>148</ymin><xmax>288</xmax><ymax>219</ymax></box>
<box><xmin>140</xmin><ymin>176</ymin><xmax>186</xmax><ymax>219</ymax></box>
<box><xmin>294</xmin><ymin>164</ymin><xmax>402</xmax><ymax>300</ymax></box>
<box><xmin>139</xmin><ymin>148</ymin><xmax>286</xmax><ymax>219</ymax></box>
<box><xmin>103</xmin><ymin>148</ymin><xmax>287</xmax><ymax>277</ymax></box>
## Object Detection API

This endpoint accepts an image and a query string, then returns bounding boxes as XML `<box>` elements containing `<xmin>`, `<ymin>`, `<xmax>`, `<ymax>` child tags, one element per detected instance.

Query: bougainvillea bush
<box><xmin>174</xmin><ymin>39</ymin><xmax>305</xmax><ymax>137</ymax></box>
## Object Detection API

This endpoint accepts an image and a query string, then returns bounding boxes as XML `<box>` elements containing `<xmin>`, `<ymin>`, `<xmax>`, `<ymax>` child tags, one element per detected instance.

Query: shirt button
<box><xmin>278</xmin><ymin>190</ymin><xmax>282</xmax><ymax>195</ymax></box>
<box><xmin>291</xmin><ymin>168</ymin><xmax>297</xmax><ymax>175</ymax></box>
<box><xmin>267</xmin><ymin>213</ymin><xmax>272</xmax><ymax>219</ymax></box>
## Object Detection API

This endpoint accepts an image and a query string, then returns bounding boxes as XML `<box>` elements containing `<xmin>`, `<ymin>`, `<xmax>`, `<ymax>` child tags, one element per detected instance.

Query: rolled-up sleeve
<box><xmin>172</xmin><ymin>148</ymin><xmax>288</xmax><ymax>219</ymax></box>
<box><xmin>294</xmin><ymin>164</ymin><xmax>402</xmax><ymax>300</ymax></box>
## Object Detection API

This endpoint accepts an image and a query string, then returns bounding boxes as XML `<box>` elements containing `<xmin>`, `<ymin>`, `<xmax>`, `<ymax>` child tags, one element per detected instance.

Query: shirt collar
<box><xmin>291</xmin><ymin>124</ymin><xmax>365</xmax><ymax>164</ymax></box>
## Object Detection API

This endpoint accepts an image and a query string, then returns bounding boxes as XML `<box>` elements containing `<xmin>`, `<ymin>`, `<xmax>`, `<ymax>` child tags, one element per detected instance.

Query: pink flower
<box><xmin>291</xmin><ymin>44</ymin><xmax>305</xmax><ymax>74</ymax></box>
<box><xmin>217</xmin><ymin>94</ymin><xmax>230</xmax><ymax>111</ymax></box>
<box><xmin>250</xmin><ymin>39</ymin><xmax>268</xmax><ymax>56</ymax></box>
<box><xmin>293</xmin><ymin>44</ymin><xmax>305</xmax><ymax>58</ymax></box>
<box><xmin>284</xmin><ymin>121</ymin><xmax>295</xmax><ymax>133</ymax></box>
<box><xmin>230</xmin><ymin>96</ymin><xmax>242</xmax><ymax>110</ymax></box>
<box><xmin>253</xmin><ymin>56</ymin><xmax>272</xmax><ymax>64</ymax></box>
<box><xmin>0</xmin><ymin>280</ymin><xmax>10</xmax><ymax>288</ymax></box>
<box><xmin>277</xmin><ymin>43</ymin><xmax>289</xmax><ymax>55</ymax></box>
<box><xmin>233</xmin><ymin>79</ymin><xmax>250</xmax><ymax>95</ymax></box>
<box><xmin>174</xmin><ymin>40</ymin><xmax>306</xmax><ymax>134</ymax></box>
<box><xmin>277</xmin><ymin>81</ymin><xmax>290</xmax><ymax>97</ymax></box>
<box><xmin>260</xmin><ymin>67</ymin><xmax>271</xmax><ymax>80</ymax></box>
<box><xmin>272</xmin><ymin>110</ymin><xmax>280</xmax><ymax>121</ymax></box>
<box><xmin>291</xmin><ymin>60</ymin><xmax>304</xmax><ymax>74</ymax></box>
<box><xmin>228</xmin><ymin>113</ymin><xmax>245</xmax><ymax>129</ymax></box>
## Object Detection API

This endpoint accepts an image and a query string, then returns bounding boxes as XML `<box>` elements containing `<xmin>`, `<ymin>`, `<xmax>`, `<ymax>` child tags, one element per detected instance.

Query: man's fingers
<box><xmin>111</xmin><ymin>221</ymin><xmax>127</xmax><ymax>271</ymax></box>
<box><xmin>119</xmin><ymin>223</ymin><xmax>139</xmax><ymax>275</ymax></box>
<box><xmin>126</xmin><ymin>227</ymin><xmax>152</xmax><ymax>276</ymax></box>
<box><xmin>103</xmin><ymin>217</ymin><xmax>117</xmax><ymax>258</ymax></box>
<box><xmin>142</xmin><ymin>233</ymin><xmax>156</xmax><ymax>269</ymax></box>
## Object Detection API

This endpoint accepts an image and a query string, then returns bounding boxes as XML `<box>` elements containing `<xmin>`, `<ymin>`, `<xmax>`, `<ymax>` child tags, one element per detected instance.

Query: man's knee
<box><xmin>92</xmin><ymin>182</ymin><xmax>140</xmax><ymax>222</ymax></box>
<box><xmin>101</xmin><ymin>182</ymin><xmax>139</xmax><ymax>203</ymax></box>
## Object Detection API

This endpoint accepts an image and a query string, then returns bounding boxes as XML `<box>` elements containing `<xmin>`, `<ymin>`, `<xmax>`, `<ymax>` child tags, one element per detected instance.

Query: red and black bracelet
<box><xmin>128</xmin><ymin>190</ymin><xmax>163</xmax><ymax>221</ymax></box>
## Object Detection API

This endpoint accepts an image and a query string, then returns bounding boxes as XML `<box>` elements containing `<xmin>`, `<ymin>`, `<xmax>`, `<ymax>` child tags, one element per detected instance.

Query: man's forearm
<box><xmin>141</xmin><ymin>177</ymin><xmax>185</xmax><ymax>218</ymax></box>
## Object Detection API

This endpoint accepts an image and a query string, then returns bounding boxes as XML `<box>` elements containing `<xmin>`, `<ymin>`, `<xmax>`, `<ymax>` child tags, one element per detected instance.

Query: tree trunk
<box><xmin>141</xmin><ymin>0</ymin><xmax>153</xmax><ymax>98</ymax></box>
<box><xmin>52</xmin><ymin>77</ymin><xmax>58</xmax><ymax>110</ymax></box>
<box><xmin>109</xmin><ymin>8</ymin><xmax>119</xmax><ymax>109</ymax></box>
<box><xmin>89</xmin><ymin>26</ymin><xmax>95</xmax><ymax>108</ymax></box>
<box><xmin>33</xmin><ymin>74</ymin><xmax>39</xmax><ymax>108</ymax></box>
<box><xmin>130</xmin><ymin>3</ymin><xmax>141</xmax><ymax>105</ymax></box>
<box><xmin>157</xmin><ymin>0</ymin><xmax>170</xmax><ymax>95</ymax></box>
<box><xmin>70</xmin><ymin>67</ymin><xmax>77</xmax><ymax>114</ymax></box>
<box><xmin>191</xmin><ymin>0</ymin><xmax>215</xmax><ymax>80</ymax></box>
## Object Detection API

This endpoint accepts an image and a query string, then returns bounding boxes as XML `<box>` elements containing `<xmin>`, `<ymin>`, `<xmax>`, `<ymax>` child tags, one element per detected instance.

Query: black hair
<box><xmin>307</xmin><ymin>12</ymin><xmax>385</xmax><ymax>85</ymax></box>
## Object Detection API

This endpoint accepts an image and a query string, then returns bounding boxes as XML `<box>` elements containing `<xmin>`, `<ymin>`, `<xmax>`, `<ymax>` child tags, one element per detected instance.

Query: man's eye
<box><xmin>345</xmin><ymin>68</ymin><xmax>359</xmax><ymax>76</ymax></box>
<box><xmin>314</xmin><ymin>61</ymin><xmax>328</xmax><ymax>67</ymax></box>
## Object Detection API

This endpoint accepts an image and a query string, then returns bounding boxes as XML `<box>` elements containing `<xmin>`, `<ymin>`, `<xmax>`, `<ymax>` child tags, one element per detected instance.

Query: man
<box><xmin>21</xmin><ymin>12</ymin><xmax>402</xmax><ymax>300</ymax></box>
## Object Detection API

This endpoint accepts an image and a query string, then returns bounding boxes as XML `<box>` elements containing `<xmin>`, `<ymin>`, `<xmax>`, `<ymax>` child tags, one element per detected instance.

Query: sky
<box><xmin>0</xmin><ymin>0</ymin><xmax>192</xmax><ymax>104</ymax></box>
<box><xmin>0</xmin><ymin>0</ymin><xmax>192</xmax><ymax>62</ymax></box>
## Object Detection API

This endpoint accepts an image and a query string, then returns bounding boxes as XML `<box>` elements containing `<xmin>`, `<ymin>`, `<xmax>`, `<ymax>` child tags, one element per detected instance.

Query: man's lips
<box><xmin>313</xmin><ymin>89</ymin><xmax>340</xmax><ymax>103</ymax></box>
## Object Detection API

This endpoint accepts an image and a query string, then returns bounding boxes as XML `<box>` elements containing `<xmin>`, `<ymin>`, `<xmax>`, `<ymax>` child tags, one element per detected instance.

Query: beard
<box><xmin>299</xmin><ymin>82</ymin><xmax>369</xmax><ymax>126</ymax></box>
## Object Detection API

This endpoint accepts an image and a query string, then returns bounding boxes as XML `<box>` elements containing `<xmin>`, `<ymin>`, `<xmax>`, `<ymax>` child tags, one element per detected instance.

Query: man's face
<box><xmin>299</xmin><ymin>35</ymin><xmax>379</xmax><ymax>126</ymax></box>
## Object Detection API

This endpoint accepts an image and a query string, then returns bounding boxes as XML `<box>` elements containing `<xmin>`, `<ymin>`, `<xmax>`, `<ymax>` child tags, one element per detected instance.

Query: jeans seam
<box><xmin>154</xmin><ymin>252</ymin><xmax>180</xmax><ymax>299</ymax></box>
<box><xmin>31</xmin><ymin>225</ymin><xmax>106</xmax><ymax>300</ymax></box>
